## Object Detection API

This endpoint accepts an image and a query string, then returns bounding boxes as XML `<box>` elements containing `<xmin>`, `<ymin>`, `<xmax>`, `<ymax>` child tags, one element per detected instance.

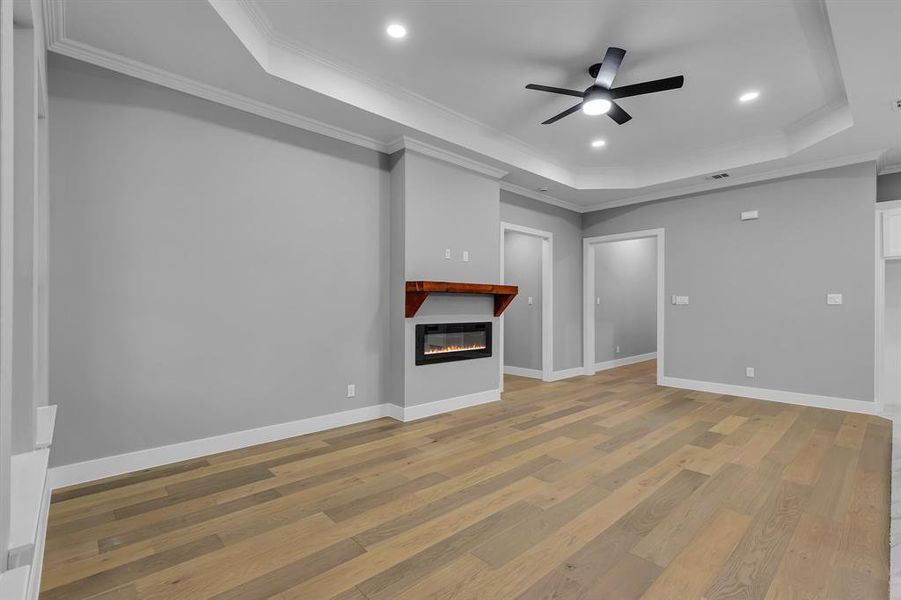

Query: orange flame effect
<box><xmin>424</xmin><ymin>343</ymin><xmax>487</xmax><ymax>355</ymax></box>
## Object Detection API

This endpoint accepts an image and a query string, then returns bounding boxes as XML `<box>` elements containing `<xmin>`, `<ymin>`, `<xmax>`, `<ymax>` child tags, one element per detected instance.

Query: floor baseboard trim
<box><xmin>48</xmin><ymin>403</ymin><xmax>393</xmax><ymax>489</ymax></box>
<box><xmin>593</xmin><ymin>352</ymin><xmax>657</xmax><ymax>373</ymax></box>
<box><xmin>660</xmin><ymin>376</ymin><xmax>878</xmax><ymax>415</ymax></box>
<box><xmin>399</xmin><ymin>388</ymin><xmax>500</xmax><ymax>422</ymax></box>
<box><xmin>503</xmin><ymin>366</ymin><xmax>543</xmax><ymax>379</ymax></box>
<box><xmin>544</xmin><ymin>367</ymin><xmax>587</xmax><ymax>382</ymax></box>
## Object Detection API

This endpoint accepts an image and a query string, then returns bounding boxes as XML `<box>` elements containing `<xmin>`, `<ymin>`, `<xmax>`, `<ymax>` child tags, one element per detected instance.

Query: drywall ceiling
<box><xmin>46</xmin><ymin>0</ymin><xmax>901</xmax><ymax>211</ymax></box>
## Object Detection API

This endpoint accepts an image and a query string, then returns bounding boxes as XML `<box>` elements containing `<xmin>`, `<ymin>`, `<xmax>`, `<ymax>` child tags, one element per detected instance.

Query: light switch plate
<box><xmin>444</xmin><ymin>248</ymin><xmax>451</xmax><ymax>260</ymax></box>
<box><xmin>346</xmin><ymin>384</ymin><xmax>356</xmax><ymax>398</ymax></box>
<box><xmin>463</xmin><ymin>250</ymin><xmax>470</xmax><ymax>262</ymax></box>
<box><xmin>527</xmin><ymin>296</ymin><xmax>533</xmax><ymax>305</ymax></box>
<box><xmin>827</xmin><ymin>293</ymin><xmax>843</xmax><ymax>305</ymax></box>
<box><xmin>746</xmin><ymin>367</ymin><xmax>755</xmax><ymax>377</ymax></box>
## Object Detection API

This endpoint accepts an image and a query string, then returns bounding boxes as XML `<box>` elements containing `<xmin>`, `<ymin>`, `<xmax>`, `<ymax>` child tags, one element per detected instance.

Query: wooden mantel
<box><xmin>405</xmin><ymin>281</ymin><xmax>519</xmax><ymax>318</ymax></box>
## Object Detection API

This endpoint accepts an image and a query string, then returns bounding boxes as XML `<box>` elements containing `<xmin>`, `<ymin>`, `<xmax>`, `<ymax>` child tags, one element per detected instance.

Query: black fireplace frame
<box><xmin>415</xmin><ymin>322</ymin><xmax>492</xmax><ymax>366</ymax></box>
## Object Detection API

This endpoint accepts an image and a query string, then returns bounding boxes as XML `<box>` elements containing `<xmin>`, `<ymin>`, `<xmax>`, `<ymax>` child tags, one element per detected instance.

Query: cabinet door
<box><xmin>884</xmin><ymin>210</ymin><xmax>901</xmax><ymax>258</ymax></box>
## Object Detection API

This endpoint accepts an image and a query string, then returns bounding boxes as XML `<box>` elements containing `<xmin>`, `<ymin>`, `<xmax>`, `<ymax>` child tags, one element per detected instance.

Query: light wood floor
<box><xmin>42</xmin><ymin>361</ymin><xmax>891</xmax><ymax>599</ymax></box>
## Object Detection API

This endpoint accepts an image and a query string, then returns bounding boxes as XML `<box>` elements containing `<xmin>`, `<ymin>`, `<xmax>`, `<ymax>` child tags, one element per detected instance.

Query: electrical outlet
<box><xmin>527</xmin><ymin>296</ymin><xmax>533</xmax><ymax>305</ymax></box>
<box><xmin>827</xmin><ymin>293</ymin><xmax>843</xmax><ymax>305</ymax></box>
<box><xmin>671</xmin><ymin>295</ymin><xmax>689</xmax><ymax>305</ymax></box>
<box><xmin>746</xmin><ymin>367</ymin><xmax>755</xmax><ymax>378</ymax></box>
<box><xmin>346</xmin><ymin>384</ymin><xmax>356</xmax><ymax>398</ymax></box>
<box><xmin>444</xmin><ymin>248</ymin><xmax>451</xmax><ymax>260</ymax></box>
<box><xmin>463</xmin><ymin>250</ymin><xmax>470</xmax><ymax>262</ymax></box>
<box><xmin>616</xmin><ymin>346</ymin><xmax>620</xmax><ymax>354</ymax></box>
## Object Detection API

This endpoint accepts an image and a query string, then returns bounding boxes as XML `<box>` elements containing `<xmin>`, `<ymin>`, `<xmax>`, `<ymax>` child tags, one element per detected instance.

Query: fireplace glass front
<box><xmin>415</xmin><ymin>322</ymin><xmax>492</xmax><ymax>365</ymax></box>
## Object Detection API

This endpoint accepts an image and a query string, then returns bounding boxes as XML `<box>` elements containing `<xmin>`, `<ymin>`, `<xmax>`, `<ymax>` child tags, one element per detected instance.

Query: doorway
<box><xmin>499</xmin><ymin>223</ymin><xmax>553</xmax><ymax>389</ymax></box>
<box><xmin>583</xmin><ymin>229</ymin><xmax>664</xmax><ymax>383</ymax></box>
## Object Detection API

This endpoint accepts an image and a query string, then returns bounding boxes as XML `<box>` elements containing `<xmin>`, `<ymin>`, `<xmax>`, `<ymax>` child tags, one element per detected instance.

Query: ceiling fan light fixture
<box><xmin>591</xmin><ymin>139</ymin><xmax>607</xmax><ymax>148</ymax></box>
<box><xmin>582</xmin><ymin>98</ymin><xmax>612</xmax><ymax>116</ymax></box>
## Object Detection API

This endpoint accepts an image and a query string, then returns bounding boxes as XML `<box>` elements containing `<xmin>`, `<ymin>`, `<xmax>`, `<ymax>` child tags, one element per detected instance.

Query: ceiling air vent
<box><xmin>706</xmin><ymin>172</ymin><xmax>730</xmax><ymax>180</ymax></box>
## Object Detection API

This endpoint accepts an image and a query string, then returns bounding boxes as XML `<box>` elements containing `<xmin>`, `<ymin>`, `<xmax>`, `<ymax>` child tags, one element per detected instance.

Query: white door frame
<box><xmin>583</xmin><ymin>228</ymin><xmax>665</xmax><ymax>384</ymax></box>
<box><xmin>875</xmin><ymin>199</ymin><xmax>901</xmax><ymax>412</ymax></box>
<box><xmin>500</xmin><ymin>222</ymin><xmax>554</xmax><ymax>389</ymax></box>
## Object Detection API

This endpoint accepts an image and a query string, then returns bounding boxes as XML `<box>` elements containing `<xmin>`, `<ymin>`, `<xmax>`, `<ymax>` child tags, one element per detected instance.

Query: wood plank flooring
<box><xmin>41</xmin><ymin>361</ymin><xmax>891</xmax><ymax>599</ymax></box>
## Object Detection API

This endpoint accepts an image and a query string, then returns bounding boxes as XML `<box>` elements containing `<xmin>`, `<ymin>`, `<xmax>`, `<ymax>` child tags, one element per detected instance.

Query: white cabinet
<box><xmin>884</xmin><ymin>209</ymin><xmax>901</xmax><ymax>259</ymax></box>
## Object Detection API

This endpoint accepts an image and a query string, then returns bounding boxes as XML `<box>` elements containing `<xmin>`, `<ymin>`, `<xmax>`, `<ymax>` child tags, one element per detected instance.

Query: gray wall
<box><xmin>594</xmin><ymin>238</ymin><xmax>656</xmax><ymax>363</ymax></box>
<box><xmin>401</xmin><ymin>151</ymin><xmax>501</xmax><ymax>406</ymax></box>
<box><xmin>503</xmin><ymin>231</ymin><xmax>542</xmax><ymax>371</ymax></box>
<box><xmin>500</xmin><ymin>191</ymin><xmax>582</xmax><ymax>371</ymax></box>
<box><xmin>878</xmin><ymin>172</ymin><xmax>901</xmax><ymax>202</ymax></box>
<box><xmin>49</xmin><ymin>57</ymin><xmax>391</xmax><ymax>466</ymax></box>
<box><xmin>583</xmin><ymin>162</ymin><xmax>876</xmax><ymax>401</ymax></box>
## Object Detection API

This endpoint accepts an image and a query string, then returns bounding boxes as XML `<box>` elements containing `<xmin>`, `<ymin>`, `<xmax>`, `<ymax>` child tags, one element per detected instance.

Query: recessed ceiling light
<box><xmin>386</xmin><ymin>23</ymin><xmax>407</xmax><ymax>39</ymax></box>
<box><xmin>591</xmin><ymin>139</ymin><xmax>607</xmax><ymax>148</ymax></box>
<box><xmin>739</xmin><ymin>90</ymin><xmax>760</xmax><ymax>103</ymax></box>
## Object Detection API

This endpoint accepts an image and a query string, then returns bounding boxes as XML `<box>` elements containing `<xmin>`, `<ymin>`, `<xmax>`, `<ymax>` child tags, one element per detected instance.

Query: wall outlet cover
<box><xmin>827</xmin><ymin>293</ymin><xmax>843</xmax><ymax>305</ymax></box>
<box><xmin>346</xmin><ymin>384</ymin><xmax>356</xmax><ymax>398</ymax></box>
<box><xmin>746</xmin><ymin>367</ymin><xmax>755</xmax><ymax>377</ymax></box>
<box><xmin>444</xmin><ymin>248</ymin><xmax>451</xmax><ymax>260</ymax></box>
<box><xmin>462</xmin><ymin>250</ymin><xmax>470</xmax><ymax>262</ymax></box>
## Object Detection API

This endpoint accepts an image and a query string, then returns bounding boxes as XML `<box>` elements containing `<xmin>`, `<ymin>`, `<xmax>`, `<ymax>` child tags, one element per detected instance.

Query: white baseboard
<box><xmin>503</xmin><ymin>366</ymin><xmax>543</xmax><ymax>379</ymax></box>
<box><xmin>660</xmin><ymin>376</ymin><xmax>878</xmax><ymax>415</ymax></box>
<box><xmin>399</xmin><ymin>388</ymin><xmax>500</xmax><ymax>422</ymax></box>
<box><xmin>48</xmin><ymin>389</ymin><xmax>505</xmax><ymax>489</ymax></box>
<box><xmin>593</xmin><ymin>352</ymin><xmax>657</xmax><ymax>373</ymax></box>
<box><xmin>544</xmin><ymin>367</ymin><xmax>587</xmax><ymax>382</ymax></box>
<box><xmin>48</xmin><ymin>403</ymin><xmax>394</xmax><ymax>489</ymax></box>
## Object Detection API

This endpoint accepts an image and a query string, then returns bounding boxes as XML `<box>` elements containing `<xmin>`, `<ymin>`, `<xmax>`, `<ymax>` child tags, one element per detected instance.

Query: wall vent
<box><xmin>892</xmin><ymin>99</ymin><xmax>901</xmax><ymax>112</ymax></box>
<box><xmin>706</xmin><ymin>172</ymin><xmax>730</xmax><ymax>180</ymax></box>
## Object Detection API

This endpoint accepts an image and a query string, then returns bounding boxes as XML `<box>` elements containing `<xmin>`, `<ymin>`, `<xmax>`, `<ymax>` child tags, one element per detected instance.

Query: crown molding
<box><xmin>389</xmin><ymin>136</ymin><xmax>508</xmax><ymax>180</ymax></box>
<box><xmin>42</xmin><ymin>0</ymin><xmax>390</xmax><ymax>154</ymax></box>
<box><xmin>583</xmin><ymin>150</ymin><xmax>883</xmax><ymax>213</ymax></box>
<box><xmin>498</xmin><ymin>181</ymin><xmax>586</xmax><ymax>213</ymax></box>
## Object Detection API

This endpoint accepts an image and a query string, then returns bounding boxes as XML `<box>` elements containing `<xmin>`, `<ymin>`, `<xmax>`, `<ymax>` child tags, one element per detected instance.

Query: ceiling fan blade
<box><xmin>607</xmin><ymin>102</ymin><xmax>632</xmax><ymax>125</ymax></box>
<box><xmin>525</xmin><ymin>84</ymin><xmax>585</xmax><ymax>98</ymax></box>
<box><xmin>542</xmin><ymin>103</ymin><xmax>583</xmax><ymax>124</ymax></box>
<box><xmin>610</xmin><ymin>75</ymin><xmax>685</xmax><ymax>99</ymax></box>
<box><xmin>594</xmin><ymin>47</ymin><xmax>626</xmax><ymax>88</ymax></box>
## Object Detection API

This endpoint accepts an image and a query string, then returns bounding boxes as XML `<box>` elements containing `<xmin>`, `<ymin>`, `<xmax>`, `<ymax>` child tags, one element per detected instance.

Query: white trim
<box><xmin>25</xmin><ymin>484</ymin><xmax>49</xmax><ymax>600</ymax></box>
<box><xmin>544</xmin><ymin>367</ymin><xmax>588</xmax><ymax>382</ymax></box>
<box><xmin>879</xmin><ymin>163</ymin><xmax>901</xmax><ymax>176</ymax></box>
<box><xmin>500</xmin><ymin>222</ymin><xmax>554</xmax><ymax>387</ymax></box>
<box><xmin>661</xmin><ymin>376</ymin><xmax>878</xmax><ymax>415</ymax></box>
<box><xmin>388</xmin><ymin>136</ymin><xmax>508</xmax><ymax>179</ymax></box>
<box><xmin>503</xmin><ymin>366</ymin><xmax>543</xmax><ymax>379</ymax></box>
<box><xmin>45</xmin><ymin>36</ymin><xmax>390</xmax><ymax>154</ymax></box>
<box><xmin>396</xmin><ymin>389</ymin><xmax>499</xmax><ymax>422</ymax></box>
<box><xmin>48</xmin><ymin>403</ymin><xmax>394</xmax><ymax>489</ymax></box>
<box><xmin>499</xmin><ymin>181</ymin><xmax>586</xmax><ymax>214</ymax></box>
<box><xmin>584</xmin><ymin>153</ymin><xmax>883</xmax><ymax>213</ymax></box>
<box><xmin>0</xmin><ymin>566</ymin><xmax>30</xmax><ymax>599</ymax></box>
<box><xmin>34</xmin><ymin>404</ymin><xmax>55</xmax><ymax>449</ymax></box>
<box><xmin>593</xmin><ymin>352</ymin><xmax>657</xmax><ymax>373</ymax></box>
<box><xmin>583</xmin><ymin>229</ymin><xmax>665</xmax><ymax>385</ymax></box>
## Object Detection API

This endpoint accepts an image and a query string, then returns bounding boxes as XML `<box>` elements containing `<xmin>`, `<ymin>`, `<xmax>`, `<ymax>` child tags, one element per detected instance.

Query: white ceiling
<box><xmin>47</xmin><ymin>0</ymin><xmax>901</xmax><ymax>211</ymax></box>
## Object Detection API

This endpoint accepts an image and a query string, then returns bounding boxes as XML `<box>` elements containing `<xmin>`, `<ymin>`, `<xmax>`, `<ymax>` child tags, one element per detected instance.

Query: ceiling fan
<box><xmin>525</xmin><ymin>47</ymin><xmax>684</xmax><ymax>125</ymax></box>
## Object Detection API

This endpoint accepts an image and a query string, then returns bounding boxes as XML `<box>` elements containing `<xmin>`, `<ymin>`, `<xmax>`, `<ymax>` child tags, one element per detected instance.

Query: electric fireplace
<box><xmin>415</xmin><ymin>322</ymin><xmax>492</xmax><ymax>366</ymax></box>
